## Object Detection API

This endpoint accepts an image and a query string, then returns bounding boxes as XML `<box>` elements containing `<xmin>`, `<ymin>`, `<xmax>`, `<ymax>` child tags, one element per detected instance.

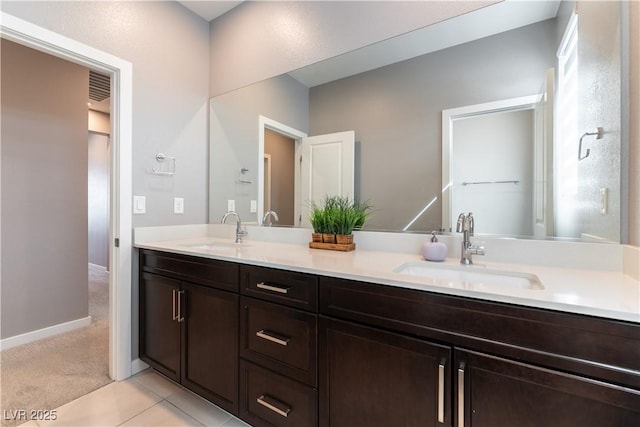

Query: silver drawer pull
<box><xmin>256</xmin><ymin>329</ymin><xmax>291</xmax><ymax>346</ymax></box>
<box><xmin>438</xmin><ymin>359</ymin><xmax>446</xmax><ymax>423</ymax></box>
<box><xmin>458</xmin><ymin>363</ymin><xmax>465</xmax><ymax>427</ymax></box>
<box><xmin>257</xmin><ymin>394</ymin><xmax>291</xmax><ymax>418</ymax></box>
<box><xmin>172</xmin><ymin>289</ymin><xmax>178</xmax><ymax>321</ymax></box>
<box><xmin>256</xmin><ymin>282</ymin><xmax>291</xmax><ymax>294</ymax></box>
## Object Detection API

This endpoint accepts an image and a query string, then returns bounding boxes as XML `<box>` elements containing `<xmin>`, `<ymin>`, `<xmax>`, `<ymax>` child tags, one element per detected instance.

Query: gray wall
<box><xmin>1</xmin><ymin>0</ymin><xmax>211</xmax><ymax>227</ymax></box>
<box><xmin>208</xmin><ymin>0</ymin><xmax>496</xmax><ymax>97</ymax></box>
<box><xmin>209</xmin><ymin>74</ymin><xmax>309</xmax><ymax>223</ymax></box>
<box><xmin>1</xmin><ymin>40</ymin><xmax>89</xmax><ymax>339</ymax></box>
<box><xmin>309</xmin><ymin>20</ymin><xmax>558</xmax><ymax>231</ymax></box>
<box><xmin>575</xmin><ymin>1</ymin><xmax>621</xmax><ymax>242</ymax></box>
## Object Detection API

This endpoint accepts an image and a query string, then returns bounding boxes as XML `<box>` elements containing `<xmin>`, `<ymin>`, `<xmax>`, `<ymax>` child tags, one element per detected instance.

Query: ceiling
<box><xmin>178</xmin><ymin>1</ymin><xmax>243</xmax><ymax>21</ymax></box>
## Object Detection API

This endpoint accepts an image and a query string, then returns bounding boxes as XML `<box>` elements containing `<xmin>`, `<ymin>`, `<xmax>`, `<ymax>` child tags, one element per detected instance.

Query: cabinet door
<box><xmin>181</xmin><ymin>282</ymin><xmax>239</xmax><ymax>415</ymax></box>
<box><xmin>319</xmin><ymin>317</ymin><xmax>451</xmax><ymax>427</ymax></box>
<box><xmin>139</xmin><ymin>272</ymin><xmax>181</xmax><ymax>382</ymax></box>
<box><xmin>455</xmin><ymin>349</ymin><xmax>640</xmax><ymax>427</ymax></box>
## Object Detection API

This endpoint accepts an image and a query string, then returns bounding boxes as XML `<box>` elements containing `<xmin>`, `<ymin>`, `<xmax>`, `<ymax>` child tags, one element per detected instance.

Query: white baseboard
<box><xmin>0</xmin><ymin>316</ymin><xmax>92</xmax><ymax>351</ymax></box>
<box><xmin>131</xmin><ymin>358</ymin><xmax>150</xmax><ymax>375</ymax></box>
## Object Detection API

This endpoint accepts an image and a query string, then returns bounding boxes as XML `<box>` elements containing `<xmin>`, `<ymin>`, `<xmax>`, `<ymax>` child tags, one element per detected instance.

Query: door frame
<box><xmin>257</xmin><ymin>115</ymin><xmax>307</xmax><ymax>225</ymax></box>
<box><xmin>441</xmin><ymin>94</ymin><xmax>540</xmax><ymax>233</ymax></box>
<box><xmin>1</xmin><ymin>12</ymin><xmax>133</xmax><ymax>381</ymax></box>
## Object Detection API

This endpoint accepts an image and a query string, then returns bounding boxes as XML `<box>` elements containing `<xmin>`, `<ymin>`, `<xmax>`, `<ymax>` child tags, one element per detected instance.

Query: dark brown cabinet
<box><xmin>139</xmin><ymin>250</ymin><xmax>240</xmax><ymax>415</ymax></box>
<box><xmin>455</xmin><ymin>349</ymin><xmax>640</xmax><ymax>427</ymax></box>
<box><xmin>239</xmin><ymin>265</ymin><xmax>318</xmax><ymax>427</ymax></box>
<box><xmin>139</xmin><ymin>272</ymin><xmax>181</xmax><ymax>381</ymax></box>
<box><xmin>319</xmin><ymin>276</ymin><xmax>640</xmax><ymax>427</ymax></box>
<box><xmin>319</xmin><ymin>316</ymin><xmax>451</xmax><ymax>427</ymax></box>
<box><xmin>138</xmin><ymin>249</ymin><xmax>640</xmax><ymax>427</ymax></box>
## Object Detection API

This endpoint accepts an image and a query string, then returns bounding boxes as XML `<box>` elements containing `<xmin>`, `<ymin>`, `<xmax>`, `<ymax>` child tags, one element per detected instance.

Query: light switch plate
<box><xmin>250</xmin><ymin>200</ymin><xmax>257</xmax><ymax>213</ymax></box>
<box><xmin>227</xmin><ymin>199</ymin><xmax>235</xmax><ymax>212</ymax></box>
<box><xmin>133</xmin><ymin>196</ymin><xmax>146</xmax><ymax>214</ymax></box>
<box><xmin>174</xmin><ymin>197</ymin><xmax>184</xmax><ymax>214</ymax></box>
<box><xmin>600</xmin><ymin>188</ymin><xmax>608</xmax><ymax>215</ymax></box>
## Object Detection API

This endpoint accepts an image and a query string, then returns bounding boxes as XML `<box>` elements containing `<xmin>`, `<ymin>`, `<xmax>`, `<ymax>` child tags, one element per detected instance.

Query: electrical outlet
<box><xmin>250</xmin><ymin>200</ymin><xmax>257</xmax><ymax>213</ymax></box>
<box><xmin>133</xmin><ymin>196</ymin><xmax>146</xmax><ymax>214</ymax></box>
<box><xmin>227</xmin><ymin>199</ymin><xmax>235</xmax><ymax>212</ymax></box>
<box><xmin>174</xmin><ymin>197</ymin><xmax>184</xmax><ymax>214</ymax></box>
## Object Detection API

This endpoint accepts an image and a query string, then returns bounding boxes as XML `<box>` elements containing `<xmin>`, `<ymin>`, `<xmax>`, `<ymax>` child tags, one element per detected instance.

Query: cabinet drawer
<box><xmin>241</xmin><ymin>297</ymin><xmax>317</xmax><ymax>386</ymax></box>
<box><xmin>240</xmin><ymin>361</ymin><xmax>317</xmax><ymax>427</ymax></box>
<box><xmin>140</xmin><ymin>249</ymin><xmax>239</xmax><ymax>292</ymax></box>
<box><xmin>241</xmin><ymin>265</ymin><xmax>317</xmax><ymax>311</ymax></box>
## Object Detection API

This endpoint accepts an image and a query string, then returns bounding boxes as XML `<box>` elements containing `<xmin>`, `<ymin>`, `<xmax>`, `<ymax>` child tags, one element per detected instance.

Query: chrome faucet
<box><xmin>221</xmin><ymin>211</ymin><xmax>247</xmax><ymax>243</ymax></box>
<box><xmin>456</xmin><ymin>212</ymin><xmax>485</xmax><ymax>265</ymax></box>
<box><xmin>262</xmin><ymin>210</ymin><xmax>279</xmax><ymax>227</ymax></box>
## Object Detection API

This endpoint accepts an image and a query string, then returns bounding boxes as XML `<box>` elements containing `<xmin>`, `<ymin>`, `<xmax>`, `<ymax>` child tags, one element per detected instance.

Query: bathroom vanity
<box><xmin>136</xmin><ymin>230</ymin><xmax>640</xmax><ymax>427</ymax></box>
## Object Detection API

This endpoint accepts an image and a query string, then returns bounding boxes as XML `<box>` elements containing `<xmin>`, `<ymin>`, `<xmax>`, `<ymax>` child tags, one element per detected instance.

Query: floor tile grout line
<box><xmin>116</xmin><ymin>400</ymin><xmax>165</xmax><ymax>427</ymax></box>
<box><xmin>162</xmin><ymin>396</ymin><xmax>233</xmax><ymax>427</ymax></box>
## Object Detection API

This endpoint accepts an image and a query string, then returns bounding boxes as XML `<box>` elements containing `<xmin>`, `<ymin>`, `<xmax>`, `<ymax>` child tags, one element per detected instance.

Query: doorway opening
<box><xmin>1</xmin><ymin>11</ymin><xmax>133</xmax><ymax>383</ymax></box>
<box><xmin>442</xmin><ymin>94</ymin><xmax>545</xmax><ymax>236</ymax></box>
<box><xmin>257</xmin><ymin>116</ymin><xmax>307</xmax><ymax>226</ymax></box>
<box><xmin>263</xmin><ymin>129</ymin><xmax>296</xmax><ymax>226</ymax></box>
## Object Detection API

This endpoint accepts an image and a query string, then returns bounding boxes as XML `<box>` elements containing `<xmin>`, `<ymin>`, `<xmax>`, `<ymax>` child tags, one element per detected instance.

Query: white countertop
<box><xmin>135</xmin><ymin>226</ymin><xmax>640</xmax><ymax>324</ymax></box>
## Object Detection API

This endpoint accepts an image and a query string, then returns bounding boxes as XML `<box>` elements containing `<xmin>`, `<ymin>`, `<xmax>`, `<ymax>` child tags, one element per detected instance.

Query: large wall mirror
<box><xmin>209</xmin><ymin>0</ymin><xmax>626</xmax><ymax>243</ymax></box>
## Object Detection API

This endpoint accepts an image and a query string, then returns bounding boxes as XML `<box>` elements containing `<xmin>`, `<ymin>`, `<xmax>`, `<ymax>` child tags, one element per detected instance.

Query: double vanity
<box><xmin>135</xmin><ymin>225</ymin><xmax>640</xmax><ymax>426</ymax></box>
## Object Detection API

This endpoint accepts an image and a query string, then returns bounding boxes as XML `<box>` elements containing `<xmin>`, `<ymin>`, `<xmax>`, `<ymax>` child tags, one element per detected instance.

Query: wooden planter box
<box><xmin>309</xmin><ymin>234</ymin><xmax>355</xmax><ymax>252</ymax></box>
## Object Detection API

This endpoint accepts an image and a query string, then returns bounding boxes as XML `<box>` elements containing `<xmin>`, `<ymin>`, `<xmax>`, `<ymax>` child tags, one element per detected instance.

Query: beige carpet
<box><xmin>0</xmin><ymin>266</ymin><xmax>112</xmax><ymax>426</ymax></box>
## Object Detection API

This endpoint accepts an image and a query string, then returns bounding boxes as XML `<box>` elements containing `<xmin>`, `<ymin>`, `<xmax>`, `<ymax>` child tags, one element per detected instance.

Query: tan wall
<box><xmin>88</xmin><ymin>110</ymin><xmax>110</xmax><ymax>135</ymax></box>
<box><xmin>1</xmin><ymin>40</ymin><xmax>89</xmax><ymax>339</ymax></box>
<box><xmin>264</xmin><ymin>129</ymin><xmax>295</xmax><ymax>226</ymax></box>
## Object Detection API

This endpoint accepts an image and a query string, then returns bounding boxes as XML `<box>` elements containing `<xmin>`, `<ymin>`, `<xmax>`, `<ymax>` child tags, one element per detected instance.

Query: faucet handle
<box><xmin>467</xmin><ymin>212</ymin><xmax>474</xmax><ymax>236</ymax></box>
<box><xmin>456</xmin><ymin>213</ymin><xmax>466</xmax><ymax>232</ymax></box>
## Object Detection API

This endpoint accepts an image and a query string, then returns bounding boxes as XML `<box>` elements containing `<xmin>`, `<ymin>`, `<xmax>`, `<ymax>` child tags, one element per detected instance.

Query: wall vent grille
<box><xmin>89</xmin><ymin>71</ymin><xmax>110</xmax><ymax>102</ymax></box>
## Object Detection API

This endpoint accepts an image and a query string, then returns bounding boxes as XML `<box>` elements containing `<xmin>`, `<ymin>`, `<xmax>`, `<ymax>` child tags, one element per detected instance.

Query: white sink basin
<box><xmin>394</xmin><ymin>261</ymin><xmax>543</xmax><ymax>291</ymax></box>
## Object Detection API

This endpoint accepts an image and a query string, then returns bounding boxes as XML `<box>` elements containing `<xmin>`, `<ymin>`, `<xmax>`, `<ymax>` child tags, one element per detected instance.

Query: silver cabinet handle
<box><xmin>256</xmin><ymin>329</ymin><xmax>291</xmax><ymax>346</ymax></box>
<box><xmin>256</xmin><ymin>394</ymin><xmax>291</xmax><ymax>418</ymax></box>
<box><xmin>177</xmin><ymin>290</ymin><xmax>185</xmax><ymax>323</ymax></box>
<box><xmin>256</xmin><ymin>282</ymin><xmax>290</xmax><ymax>294</ymax></box>
<box><xmin>438</xmin><ymin>359</ymin><xmax>446</xmax><ymax>423</ymax></box>
<box><xmin>172</xmin><ymin>289</ymin><xmax>178</xmax><ymax>321</ymax></box>
<box><xmin>458</xmin><ymin>363</ymin><xmax>465</xmax><ymax>427</ymax></box>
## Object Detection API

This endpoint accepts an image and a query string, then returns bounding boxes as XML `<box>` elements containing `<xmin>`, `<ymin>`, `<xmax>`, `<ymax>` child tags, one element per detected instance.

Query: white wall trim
<box><xmin>0</xmin><ymin>317</ymin><xmax>91</xmax><ymax>351</ymax></box>
<box><xmin>1</xmin><ymin>12</ymin><xmax>133</xmax><ymax>381</ymax></box>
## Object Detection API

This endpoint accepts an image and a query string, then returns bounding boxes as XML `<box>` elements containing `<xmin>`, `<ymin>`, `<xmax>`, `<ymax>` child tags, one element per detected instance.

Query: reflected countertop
<box><xmin>135</xmin><ymin>230</ymin><xmax>640</xmax><ymax>324</ymax></box>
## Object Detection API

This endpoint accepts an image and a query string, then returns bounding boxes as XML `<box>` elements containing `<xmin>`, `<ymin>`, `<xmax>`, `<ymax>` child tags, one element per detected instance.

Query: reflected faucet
<box><xmin>221</xmin><ymin>211</ymin><xmax>247</xmax><ymax>243</ymax></box>
<box><xmin>456</xmin><ymin>212</ymin><xmax>485</xmax><ymax>265</ymax></box>
<box><xmin>262</xmin><ymin>210</ymin><xmax>279</xmax><ymax>227</ymax></box>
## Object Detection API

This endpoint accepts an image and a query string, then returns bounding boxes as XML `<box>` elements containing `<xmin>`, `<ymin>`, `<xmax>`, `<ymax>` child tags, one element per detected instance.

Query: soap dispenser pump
<box><xmin>422</xmin><ymin>231</ymin><xmax>448</xmax><ymax>262</ymax></box>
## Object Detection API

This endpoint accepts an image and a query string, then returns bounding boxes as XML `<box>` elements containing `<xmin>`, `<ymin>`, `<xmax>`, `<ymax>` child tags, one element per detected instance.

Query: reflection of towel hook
<box><xmin>152</xmin><ymin>153</ymin><xmax>176</xmax><ymax>175</ymax></box>
<box><xmin>578</xmin><ymin>127</ymin><xmax>604</xmax><ymax>160</ymax></box>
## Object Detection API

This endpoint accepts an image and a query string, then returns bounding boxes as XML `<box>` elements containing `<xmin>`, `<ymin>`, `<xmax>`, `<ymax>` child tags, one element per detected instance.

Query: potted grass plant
<box><xmin>309</xmin><ymin>201</ymin><xmax>325</xmax><ymax>243</ymax></box>
<box><xmin>309</xmin><ymin>196</ymin><xmax>373</xmax><ymax>246</ymax></box>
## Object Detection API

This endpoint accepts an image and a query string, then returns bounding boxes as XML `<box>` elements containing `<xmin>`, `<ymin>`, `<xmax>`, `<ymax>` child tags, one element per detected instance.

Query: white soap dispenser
<box><xmin>422</xmin><ymin>231</ymin><xmax>448</xmax><ymax>262</ymax></box>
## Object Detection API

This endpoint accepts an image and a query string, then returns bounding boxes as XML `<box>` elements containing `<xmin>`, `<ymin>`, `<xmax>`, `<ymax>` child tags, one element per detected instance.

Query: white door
<box><xmin>295</xmin><ymin>131</ymin><xmax>355</xmax><ymax>227</ymax></box>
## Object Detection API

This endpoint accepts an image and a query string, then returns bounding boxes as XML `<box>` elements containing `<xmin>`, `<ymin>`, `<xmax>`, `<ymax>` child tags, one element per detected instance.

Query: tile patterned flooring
<box><xmin>20</xmin><ymin>369</ymin><xmax>251</xmax><ymax>427</ymax></box>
